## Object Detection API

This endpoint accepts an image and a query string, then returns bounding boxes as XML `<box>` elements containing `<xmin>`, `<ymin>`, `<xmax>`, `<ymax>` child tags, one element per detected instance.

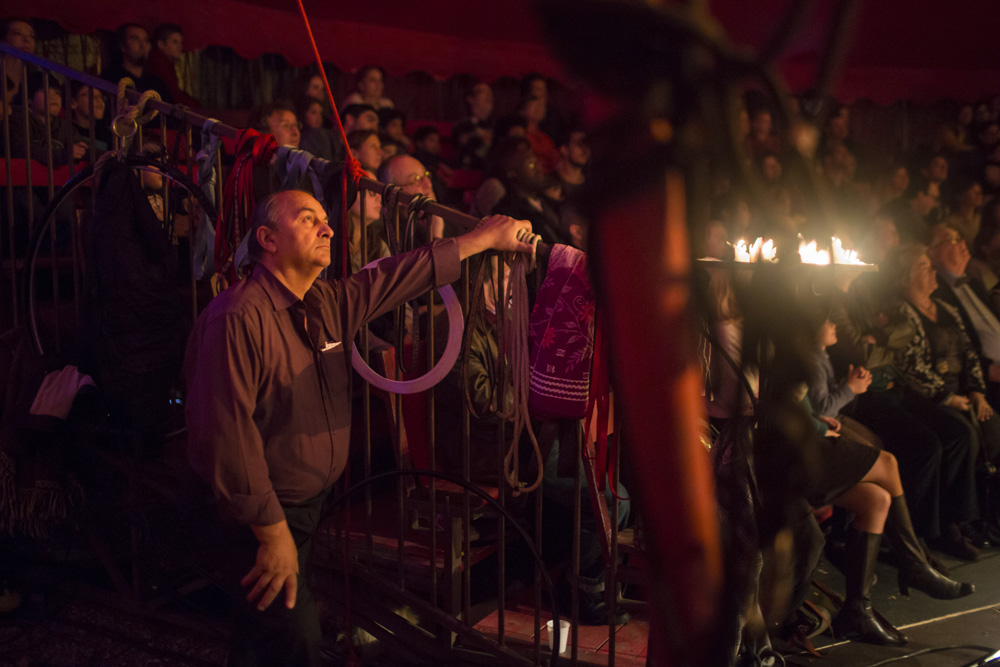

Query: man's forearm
<box><xmin>251</xmin><ymin>519</ymin><xmax>292</xmax><ymax>545</ymax></box>
<box><xmin>456</xmin><ymin>226</ymin><xmax>491</xmax><ymax>261</ymax></box>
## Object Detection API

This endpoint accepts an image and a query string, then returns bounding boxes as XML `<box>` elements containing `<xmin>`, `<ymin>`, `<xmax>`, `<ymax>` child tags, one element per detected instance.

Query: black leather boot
<box><xmin>832</xmin><ymin>530</ymin><xmax>907</xmax><ymax>646</ymax></box>
<box><xmin>884</xmin><ymin>496</ymin><xmax>974</xmax><ymax>600</ymax></box>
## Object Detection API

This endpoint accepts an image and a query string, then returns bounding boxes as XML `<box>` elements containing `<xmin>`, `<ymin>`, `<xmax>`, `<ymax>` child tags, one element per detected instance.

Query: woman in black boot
<box><xmin>801</xmin><ymin>315</ymin><xmax>973</xmax><ymax>646</ymax></box>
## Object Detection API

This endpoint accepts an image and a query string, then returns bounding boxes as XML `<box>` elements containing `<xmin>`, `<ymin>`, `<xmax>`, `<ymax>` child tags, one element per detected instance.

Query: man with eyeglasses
<box><xmin>380</xmin><ymin>153</ymin><xmax>446</xmax><ymax>240</ymax></box>
<box><xmin>929</xmin><ymin>223</ymin><xmax>1000</xmax><ymax>409</ymax></box>
<box><xmin>249</xmin><ymin>99</ymin><xmax>301</xmax><ymax>149</ymax></box>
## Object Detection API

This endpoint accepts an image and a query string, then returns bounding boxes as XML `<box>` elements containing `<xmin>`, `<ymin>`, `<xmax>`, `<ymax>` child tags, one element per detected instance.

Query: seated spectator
<box><xmin>303</xmin><ymin>73</ymin><xmax>325</xmax><ymax>102</ymax></box>
<box><xmin>551</xmin><ymin>129</ymin><xmax>589</xmax><ymax>199</ymax></box>
<box><xmin>910</xmin><ymin>153</ymin><xmax>952</xmax><ymax>224</ymax></box>
<box><xmin>378</xmin><ymin>108</ymin><xmax>412</xmax><ymax>152</ymax></box>
<box><xmin>26</xmin><ymin>73</ymin><xmax>86</xmax><ymax>164</ymax></box>
<box><xmin>870</xmin><ymin>163</ymin><xmax>911</xmax><ymax>216</ymax></box>
<box><xmin>491</xmin><ymin>137</ymin><xmax>562</xmax><ymax>245</ymax></box>
<box><xmin>927</xmin><ymin>224</ymin><xmax>1000</xmax><ymax>411</ymax></box>
<box><xmin>69</xmin><ymin>82</ymin><xmax>112</xmax><ymax>153</ymax></box>
<box><xmin>494</xmin><ymin>114</ymin><xmax>527</xmax><ymax>141</ymax></box>
<box><xmin>2</xmin><ymin>17</ymin><xmax>35</xmax><ymax>105</ymax></box>
<box><xmin>698</xmin><ymin>220</ymin><xmax>732</xmax><ymax>260</ymax></box>
<box><xmin>333</xmin><ymin>103</ymin><xmax>379</xmax><ymax>163</ymax></box>
<box><xmin>712</xmin><ymin>191</ymin><xmax>756</xmax><ymax>242</ymax></box>
<box><xmin>453</xmin><ymin>81</ymin><xmax>494</xmax><ymax>169</ymax></box>
<box><xmin>881</xmin><ymin>187</ymin><xmax>939</xmax><ymax>244</ymax></box>
<box><xmin>825</xmin><ymin>258</ymin><xmax>981</xmax><ymax>562</ymax></box>
<box><xmin>984</xmin><ymin>158</ymin><xmax>1000</xmax><ymax>203</ymax></box>
<box><xmin>888</xmin><ymin>242</ymin><xmax>1000</xmax><ymax>472</ymax></box>
<box><xmin>297</xmin><ymin>97</ymin><xmax>334</xmax><ymax>160</ymax></box>
<box><xmin>380</xmin><ymin>154</ymin><xmax>445</xmax><ymax>240</ymax></box>
<box><xmin>797</xmin><ymin>308</ymin><xmax>973</xmax><ymax>628</ymax></box>
<box><xmin>379</xmin><ymin>134</ymin><xmax>405</xmax><ymax>161</ymax></box>
<box><xmin>859</xmin><ymin>211</ymin><xmax>901</xmax><ymax>265</ymax></box>
<box><xmin>102</xmin><ymin>23</ymin><xmax>172</xmax><ymax>103</ymax></box>
<box><xmin>759</xmin><ymin>152</ymin><xmax>782</xmax><ymax>187</ymax></box>
<box><xmin>970</xmin><ymin>200</ymin><xmax>1000</xmax><ymax>292</ymax></box>
<box><xmin>146</xmin><ymin>23</ymin><xmax>199</xmax><ymax>108</ymax></box>
<box><xmin>248</xmin><ymin>99</ymin><xmax>300</xmax><ymax>149</ymax></box>
<box><xmin>944</xmin><ymin>179</ymin><xmax>984</xmax><ymax>246</ymax></box>
<box><xmin>411</xmin><ymin>125</ymin><xmax>445</xmax><ymax>173</ymax></box>
<box><xmin>345</xmin><ymin>169</ymin><xmax>389</xmax><ymax>274</ymax></box>
<box><xmin>340</xmin><ymin>104</ymin><xmax>378</xmax><ymax>134</ymax></box>
<box><xmin>744</xmin><ymin>107</ymin><xmax>781</xmax><ymax>160</ymax></box>
<box><xmin>346</xmin><ymin>129</ymin><xmax>384</xmax><ymax>173</ymax></box>
<box><xmin>342</xmin><ymin>65</ymin><xmax>393</xmax><ymax>110</ymax></box>
<box><xmin>519</xmin><ymin>96</ymin><xmax>559</xmax><ymax>174</ymax></box>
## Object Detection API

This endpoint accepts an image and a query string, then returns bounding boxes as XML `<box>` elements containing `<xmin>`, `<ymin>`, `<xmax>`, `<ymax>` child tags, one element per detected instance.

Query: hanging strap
<box><xmin>192</xmin><ymin>118</ymin><xmax>221</xmax><ymax>280</ymax></box>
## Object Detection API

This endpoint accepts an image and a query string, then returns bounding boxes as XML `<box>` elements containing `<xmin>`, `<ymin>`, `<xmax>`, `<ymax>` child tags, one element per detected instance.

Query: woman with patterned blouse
<box><xmin>886</xmin><ymin>243</ymin><xmax>1000</xmax><ymax>555</ymax></box>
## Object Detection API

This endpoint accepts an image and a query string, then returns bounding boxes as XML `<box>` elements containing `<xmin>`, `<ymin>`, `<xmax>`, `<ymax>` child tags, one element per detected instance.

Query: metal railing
<box><xmin>0</xmin><ymin>43</ymin><xmax>639</xmax><ymax>666</ymax></box>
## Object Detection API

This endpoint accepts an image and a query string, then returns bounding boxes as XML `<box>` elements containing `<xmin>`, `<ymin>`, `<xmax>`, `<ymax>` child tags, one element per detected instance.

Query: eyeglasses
<box><xmin>401</xmin><ymin>171</ymin><xmax>432</xmax><ymax>188</ymax></box>
<box><xmin>279</xmin><ymin>121</ymin><xmax>303</xmax><ymax>131</ymax></box>
<box><xmin>931</xmin><ymin>233</ymin><xmax>962</xmax><ymax>249</ymax></box>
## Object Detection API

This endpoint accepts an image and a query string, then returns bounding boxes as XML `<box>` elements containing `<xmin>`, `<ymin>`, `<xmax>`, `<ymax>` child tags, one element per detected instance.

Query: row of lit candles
<box><xmin>730</xmin><ymin>236</ymin><xmax>867</xmax><ymax>266</ymax></box>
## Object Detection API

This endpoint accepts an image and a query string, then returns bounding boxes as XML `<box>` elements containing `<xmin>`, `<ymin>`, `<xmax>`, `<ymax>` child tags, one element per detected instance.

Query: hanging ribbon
<box><xmin>192</xmin><ymin>118</ymin><xmax>221</xmax><ymax>280</ymax></box>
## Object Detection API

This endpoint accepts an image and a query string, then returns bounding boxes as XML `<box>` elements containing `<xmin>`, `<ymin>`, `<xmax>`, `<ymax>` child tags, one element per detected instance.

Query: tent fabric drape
<box><xmin>4</xmin><ymin>0</ymin><xmax>1000</xmax><ymax>103</ymax></box>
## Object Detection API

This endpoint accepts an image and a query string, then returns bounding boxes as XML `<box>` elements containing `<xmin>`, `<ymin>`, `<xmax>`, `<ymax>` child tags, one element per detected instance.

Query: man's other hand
<box><xmin>244</xmin><ymin>520</ymin><xmax>299</xmax><ymax>611</ymax></box>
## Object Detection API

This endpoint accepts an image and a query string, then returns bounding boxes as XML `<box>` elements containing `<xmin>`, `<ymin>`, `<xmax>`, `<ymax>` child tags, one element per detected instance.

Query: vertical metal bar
<box><xmin>428</xmin><ymin>281</ymin><xmax>437</xmax><ymax>606</ymax></box>
<box><xmin>608</xmin><ymin>412</ymin><xmax>621</xmax><ymax>667</ymax></box>
<box><xmin>534</xmin><ymin>480</ymin><xmax>543</xmax><ymax>663</ymax></box>
<box><xmin>2</xmin><ymin>55</ymin><xmax>17</xmax><ymax>329</ymax></box>
<box><xmin>88</xmin><ymin>87</ymin><xmax>96</xmax><ymax>220</ymax></box>
<box><xmin>22</xmin><ymin>63</ymin><xmax>33</xmax><ymax>250</ymax></box>
<box><xmin>395</xmin><ymin>202</ymin><xmax>406</xmax><ymax>591</ymax></box>
<box><xmin>572</xmin><ymin>422</ymin><xmax>582</xmax><ymax>665</ymax></box>
<box><xmin>64</xmin><ymin>76</ymin><xmax>81</xmax><ymax>331</ymax></box>
<box><xmin>160</xmin><ymin>114</ymin><xmax>170</xmax><ymax>239</ymax></box>
<box><xmin>185</xmin><ymin>123</ymin><xmax>196</xmax><ymax>323</ymax></box>
<box><xmin>361</xmin><ymin>189</ymin><xmax>373</xmax><ymax>570</ymax></box>
<box><xmin>461</xmin><ymin>258</ymin><xmax>472</xmax><ymax>622</ymax></box>
<box><xmin>43</xmin><ymin>72</ymin><xmax>60</xmax><ymax>351</ymax></box>
<box><xmin>496</xmin><ymin>257</ymin><xmax>506</xmax><ymax>647</ymax></box>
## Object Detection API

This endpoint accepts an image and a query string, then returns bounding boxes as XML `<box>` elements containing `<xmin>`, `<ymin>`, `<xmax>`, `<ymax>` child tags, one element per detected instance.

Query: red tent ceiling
<box><xmin>5</xmin><ymin>0</ymin><xmax>1000</xmax><ymax>103</ymax></box>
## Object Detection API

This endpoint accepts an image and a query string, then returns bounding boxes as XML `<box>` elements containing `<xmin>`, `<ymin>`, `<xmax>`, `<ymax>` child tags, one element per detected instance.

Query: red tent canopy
<box><xmin>5</xmin><ymin>0</ymin><xmax>1000</xmax><ymax>103</ymax></box>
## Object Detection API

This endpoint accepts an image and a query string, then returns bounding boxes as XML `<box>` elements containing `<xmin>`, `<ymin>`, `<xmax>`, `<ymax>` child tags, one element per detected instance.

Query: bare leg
<box><xmin>834</xmin><ymin>482</ymin><xmax>891</xmax><ymax>534</ymax></box>
<box><xmin>858</xmin><ymin>451</ymin><xmax>904</xmax><ymax>497</ymax></box>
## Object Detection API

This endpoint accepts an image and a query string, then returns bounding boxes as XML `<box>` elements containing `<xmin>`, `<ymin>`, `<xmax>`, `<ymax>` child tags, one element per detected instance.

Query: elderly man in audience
<box><xmin>102</xmin><ymin>23</ymin><xmax>172</xmax><ymax>103</ymax></box>
<box><xmin>249</xmin><ymin>100</ymin><xmax>300</xmax><ymax>149</ymax></box>
<box><xmin>380</xmin><ymin>153</ymin><xmax>446</xmax><ymax>240</ymax></box>
<box><xmin>928</xmin><ymin>223</ymin><xmax>1000</xmax><ymax>411</ymax></box>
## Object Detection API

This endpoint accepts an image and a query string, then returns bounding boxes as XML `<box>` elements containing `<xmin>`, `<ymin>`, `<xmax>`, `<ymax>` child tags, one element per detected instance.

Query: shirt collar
<box><xmin>251</xmin><ymin>263</ymin><xmax>302</xmax><ymax>312</ymax></box>
<box><xmin>940</xmin><ymin>268</ymin><xmax>964</xmax><ymax>287</ymax></box>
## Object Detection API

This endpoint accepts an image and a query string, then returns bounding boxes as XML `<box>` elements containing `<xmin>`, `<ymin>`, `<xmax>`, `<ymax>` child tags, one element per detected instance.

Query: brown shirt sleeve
<box><xmin>184</xmin><ymin>309</ymin><xmax>285</xmax><ymax>526</ymax></box>
<box><xmin>338</xmin><ymin>238</ymin><xmax>461</xmax><ymax>339</ymax></box>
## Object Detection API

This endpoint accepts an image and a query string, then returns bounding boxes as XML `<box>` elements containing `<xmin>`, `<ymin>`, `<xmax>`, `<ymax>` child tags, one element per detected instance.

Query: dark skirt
<box><xmin>801</xmin><ymin>434</ymin><xmax>881</xmax><ymax>508</ymax></box>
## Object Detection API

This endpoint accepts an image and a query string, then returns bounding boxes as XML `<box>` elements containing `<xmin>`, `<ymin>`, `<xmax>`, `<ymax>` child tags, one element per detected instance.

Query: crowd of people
<box><xmin>6</xmin><ymin>12</ymin><xmax>1000</xmax><ymax>665</ymax></box>
<box><xmin>702</xmin><ymin>93</ymin><xmax>1000</xmax><ymax>650</ymax></box>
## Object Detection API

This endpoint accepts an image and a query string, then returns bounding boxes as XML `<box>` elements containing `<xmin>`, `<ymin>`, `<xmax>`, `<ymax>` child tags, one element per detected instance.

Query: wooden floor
<box><xmin>473</xmin><ymin>595</ymin><xmax>647</xmax><ymax>666</ymax></box>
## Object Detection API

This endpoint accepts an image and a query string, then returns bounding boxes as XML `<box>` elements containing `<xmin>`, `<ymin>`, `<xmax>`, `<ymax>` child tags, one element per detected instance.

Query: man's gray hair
<box><xmin>246</xmin><ymin>192</ymin><xmax>287</xmax><ymax>262</ymax></box>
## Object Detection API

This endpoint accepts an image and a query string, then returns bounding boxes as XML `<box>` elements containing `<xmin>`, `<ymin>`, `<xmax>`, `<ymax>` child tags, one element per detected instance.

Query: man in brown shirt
<box><xmin>184</xmin><ymin>189</ymin><xmax>531</xmax><ymax>666</ymax></box>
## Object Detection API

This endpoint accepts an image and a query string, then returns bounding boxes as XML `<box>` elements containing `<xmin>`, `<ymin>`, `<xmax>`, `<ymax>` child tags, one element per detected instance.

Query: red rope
<box><xmin>294</xmin><ymin>0</ymin><xmax>366</xmax><ymax>187</ymax></box>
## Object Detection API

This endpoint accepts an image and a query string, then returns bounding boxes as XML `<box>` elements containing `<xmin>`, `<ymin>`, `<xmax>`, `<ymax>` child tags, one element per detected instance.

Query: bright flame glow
<box><xmin>832</xmin><ymin>236</ymin><xmax>864</xmax><ymax>265</ymax></box>
<box><xmin>730</xmin><ymin>236</ymin><xmax>870</xmax><ymax>266</ymax></box>
<box><xmin>732</xmin><ymin>237</ymin><xmax>777</xmax><ymax>263</ymax></box>
<box><xmin>798</xmin><ymin>239</ymin><xmax>830</xmax><ymax>265</ymax></box>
